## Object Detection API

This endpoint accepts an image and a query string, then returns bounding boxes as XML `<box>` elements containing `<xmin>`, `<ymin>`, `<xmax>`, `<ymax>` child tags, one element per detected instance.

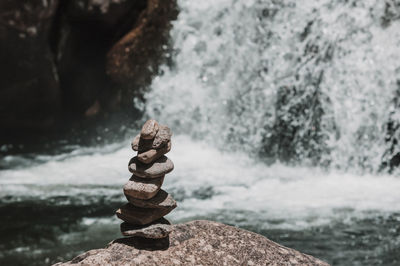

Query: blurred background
<box><xmin>1</xmin><ymin>0</ymin><xmax>400</xmax><ymax>265</ymax></box>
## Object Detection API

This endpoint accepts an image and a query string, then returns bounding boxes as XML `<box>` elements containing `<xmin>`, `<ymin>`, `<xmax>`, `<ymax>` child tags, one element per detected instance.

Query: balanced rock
<box><xmin>117</xmin><ymin>119</ymin><xmax>176</xmax><ymax>240</ymax></box>
<box><xmin>152</xmin><ymin>125</ymin><xmax>172</xmax><ymax>149</ymax></box>
<box><xmin>137</xmin><ymin>141</ymin><xmax>171</xmax><ymax>164</ymax></box>
<box><xmin>128</xmin><ymin>156</ymin><xmax>174</xmax><ymax>178</ymax></box>
<box><xmin>120</xmin><ymin>218</ymin><xmax>172</xmax><ymax>239</ymax></box>
<box><xmin>140</xmin><ymin>119</ymin><xmax>159</xmax><ymax>139</ymax></box>
<box><xmin>123</xmin><ymin>175</ymin><xmax>164</xmax><ymax>200</ymax></box>
<box><xmin>131</xmin><ymin>125</ymin><xmax>172</xmax><ymax>152</ymax></box>
<box><xmin>126</xmin><ymin>189</ymin><xmax>177</xmax><ymax>210</ymax></box>
<box><xmin>116</xmin><ymin>203</ymin><xmax>174</xmax><ymax>225</ymax></box>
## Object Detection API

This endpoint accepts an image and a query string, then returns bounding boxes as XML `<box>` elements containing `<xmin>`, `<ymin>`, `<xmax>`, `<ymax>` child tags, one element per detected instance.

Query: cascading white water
<box><xmin>143</xmin><ymin>0</ymin><xmax>400</xmax><ymax>172</ymax></box>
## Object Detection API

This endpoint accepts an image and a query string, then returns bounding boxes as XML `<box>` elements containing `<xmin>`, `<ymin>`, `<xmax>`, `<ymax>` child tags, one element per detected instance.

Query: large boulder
<box><xmin>55</xmin><ymin>220</ymin><xmax>329</xmax><ymax>265</ymax></box>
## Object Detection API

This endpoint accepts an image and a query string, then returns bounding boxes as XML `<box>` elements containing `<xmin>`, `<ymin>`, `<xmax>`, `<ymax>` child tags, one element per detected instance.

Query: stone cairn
<box><xmin>115</xmin><ymin>119</ymin><xmax>176</xmax><ymax>239</ymax></box>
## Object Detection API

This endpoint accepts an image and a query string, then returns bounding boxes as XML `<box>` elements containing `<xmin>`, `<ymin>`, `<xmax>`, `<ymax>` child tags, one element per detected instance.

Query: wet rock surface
<box><xmin>55</xmin><ymin>220</ymin><xmax>329</xmax><ymax>266</ymax></box>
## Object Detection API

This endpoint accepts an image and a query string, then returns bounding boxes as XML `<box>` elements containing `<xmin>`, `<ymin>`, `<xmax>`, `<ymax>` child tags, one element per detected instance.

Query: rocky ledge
<box><xmin>55</xmin><ymin>220</ymin><xmax>329</xmax><ymax>266</ymax></box>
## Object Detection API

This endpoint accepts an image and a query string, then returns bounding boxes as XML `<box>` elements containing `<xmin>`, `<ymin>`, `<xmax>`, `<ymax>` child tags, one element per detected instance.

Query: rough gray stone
<box><xmin>123</xmin><ymin>175</ymin><xmax>164</xmax><ymax>200</ymax></box>
<box><xmin>116</xmin><ymin>203</ymin><xmax>174</xmax><ymax>225</ymax></box>
<box><xmin>120</xmin><ymin>218</ymin><xmax>172</xmax><ymax>238</ymax></box>
<box><xmin>128</xmin><ymin>156</ymin><xmax>174</xmax><ymax>178</ymax></box>
<box><xmin>140</xmin><ymin>119</ymin><xmax>159</xmax><ymax>139</ymax></box>
<box><xmin>137</xmin><ymin>141</ymin><xmax>171</xmax><ymax>164</ymax></box>
<box><xmin>126</xmin><ymin>189</ymin><xmax>177</xmax><ymax>210</ymax></box>
<box><xmin>152</xmin><ymin>125</ymin><xmax>172</xmax><ymax>149</ymax></box>
<box><xmin>56</xmin><ymin>220</ymin><xmax>330</xmax><ymax>266</ymax></box>
<box><xmin>131</xmin><ymin>125</ymin><xmax>172</xmax><ymax>153</ymax></box>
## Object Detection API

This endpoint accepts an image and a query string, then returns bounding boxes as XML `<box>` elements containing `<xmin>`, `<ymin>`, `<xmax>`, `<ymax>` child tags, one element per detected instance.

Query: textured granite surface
<box><xmin>55</xmin><ymin>220</ymin><xmax>329</xmax><ymax>266</ymax></box>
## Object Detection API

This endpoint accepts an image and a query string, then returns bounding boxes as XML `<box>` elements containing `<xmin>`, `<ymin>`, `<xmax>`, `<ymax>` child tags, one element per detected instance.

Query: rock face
<box><xmin>106</xmin><ymin>0</ymin><xmax>178</xmax><ymax>105</ymax></box>
<box><xmin>55</xmin><ymin>220</ymin><xmax>329</xmax><ymax>266</ymax></box>
<box><xmin>0</xmin><ymin>0</ymin><xmax>178</xmax><ymax>138</ymax></box>
<box><xmin>0</xmin><ymin>0</ymin><xmax>61</xmax><ymax>132</ymax></box>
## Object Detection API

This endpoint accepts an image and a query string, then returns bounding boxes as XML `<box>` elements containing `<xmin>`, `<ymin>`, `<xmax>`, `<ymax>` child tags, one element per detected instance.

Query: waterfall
<box><xmin>143</xmin><ymin>0</ymin><xmax>400</xmax><ymax>172</ymax></box>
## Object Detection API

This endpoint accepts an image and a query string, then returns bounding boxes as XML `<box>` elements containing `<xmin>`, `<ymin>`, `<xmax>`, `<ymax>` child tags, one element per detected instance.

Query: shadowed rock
<box><xmin>126</xmin><ymin>189</ymin><xmax>177</xmax><ymax>210</ymax></box>
<box><xmin>131</xmin><ymin>134</ymin><xmax>154</xmax><ymax>152</ymax></box>
<box><xmin>116</xmin><ymin>203</ymin><xmax>174</xmax><ymax>225</ymax></box>
<box><xmin>137</xmin><ymin>141</ymin><xmax>171</xmax><ymax>164</ymax></box>
<box><xmin>120</xmin><ymin>218</ymin><xmax>172</xmax><ymax>238</ymax></box>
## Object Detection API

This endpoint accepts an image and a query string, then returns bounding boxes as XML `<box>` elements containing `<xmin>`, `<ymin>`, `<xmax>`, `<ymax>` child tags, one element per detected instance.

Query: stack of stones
<box><xmin>115</xmin><ymin>119</ymin><xmax>176</xmax><ymax>239</ymax></box>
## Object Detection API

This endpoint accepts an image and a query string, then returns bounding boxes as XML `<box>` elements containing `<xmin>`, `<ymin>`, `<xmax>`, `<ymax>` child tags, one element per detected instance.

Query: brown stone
<box><xmin>120</xmin><ymin>218</ymin><xmax>172</xmax><ymax>238</ymax></box>
<box><xmin>137</xmin><ymin>141</ymin><xmax>171</xmax><ymax>164</ymax></box>
<box><xmin>152</xmin><ymin>125</ymin><xmax>172</xmax><ymax>149</ymax></box>
<box><xmin>141</xmin><ymin>119</ymin><xmax>159</xmax><ymax>139</ymax></box>
<box><xmin>123</xmin><ymin>175</ymin><xmax>164</xmax><ymax>200</ymax></box>
<box><xmin>128</xmin><ymin>156</ymin><xmax>174</xmax><ymax>178</ymax></box>
<box><xmin>57</xmin><ymin>220</ymin><xmax>330</xmax><ymax>266</ymax></box>
<box><xmin>126</xmin><ymin>189</ymin><xmax>177</xmax><ymax>210</ymax></box>
<box><xmin>106</xmin><ymin>0</ymin><xmax>178</xmax><ymax>102</ymax></box>
<box><xmin>131</xmin><ymin>134</ymin><xmax>154</xmax><ymax>152</ymax></box>
<box><xmin>116</xmin><ymin>203</ymin><xmax>174</xmax><ymax>225</ymax></box>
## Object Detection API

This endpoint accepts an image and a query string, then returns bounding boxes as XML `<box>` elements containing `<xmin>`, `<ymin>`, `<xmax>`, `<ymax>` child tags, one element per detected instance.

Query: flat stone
<box><xmin>116</xmin><ymin>203</ymin><xmax>174</xmax><ymax>225</ymax></box>
<box><xmin>152</xmin><ymin>125</ymin><xmax>172</xmax><ymax>149</ymax></box>
<box><xmin>137</xmin><ymin>141</ymin><xmax>171</xmax><ymax>164</ymax></box>
<box><xmin>123</xmin><ymin>175</ymin><xmax>164</xmax><ymax>200</ymax></box>
<box><xmin>140</xmin><ymin>119</ymin><xmax>159</xmax><ymax>140</ymax></box>
<box><xmin>120</xmin><ymin>218</ymin><xmax>172</xmax><ymax>238</ymax></box>
<box><xmin>128</xmin><ymin>155</ymin><xmax>174</xmax><ymax>178</ymax></box>
<box><xmin>126</xmin><ymin>189</ymin><xmax>177</xmax><ymax>210</ymax></box>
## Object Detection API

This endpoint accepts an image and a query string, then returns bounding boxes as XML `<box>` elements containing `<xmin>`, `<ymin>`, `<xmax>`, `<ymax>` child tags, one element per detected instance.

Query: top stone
<box><xmin>141</xmin><ymin>119</ymin><xmax>159</xmax><ymax>140</ymax></box>
<box><xmin>132</xmin><ymin>124</ymin><xmax>172</xmax><ymax>152</ymax></box>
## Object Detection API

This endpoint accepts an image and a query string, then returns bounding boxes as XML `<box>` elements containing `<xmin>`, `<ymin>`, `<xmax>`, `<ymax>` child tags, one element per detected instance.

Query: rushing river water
<box><xmin>2</xmin><ymin>0</ymin><xmax>400</xmax><ymax>265</ymax></box>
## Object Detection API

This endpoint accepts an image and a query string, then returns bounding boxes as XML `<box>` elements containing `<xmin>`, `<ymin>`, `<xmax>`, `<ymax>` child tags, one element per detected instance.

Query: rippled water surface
<box><xmin>1</xmin><ymin>136</ymin><xmax>400</xmax><ymax>265</ymax></box>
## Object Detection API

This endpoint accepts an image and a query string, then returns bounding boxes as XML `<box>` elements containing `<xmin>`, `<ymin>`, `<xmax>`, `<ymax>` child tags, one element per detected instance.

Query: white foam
<box><xmin>144</xmin><ymin>0</ymin><xmax>400</xmax><ymax>171</ymax></box>
<box><xmin>165</xmin><ymin>136</ymin><xmax>400</xmax><ymax>229</ymax></box>
<box><xmin>2</xmin><ymin>136</ymin><xmax>399</xmax><ymax>230</ymax></box>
